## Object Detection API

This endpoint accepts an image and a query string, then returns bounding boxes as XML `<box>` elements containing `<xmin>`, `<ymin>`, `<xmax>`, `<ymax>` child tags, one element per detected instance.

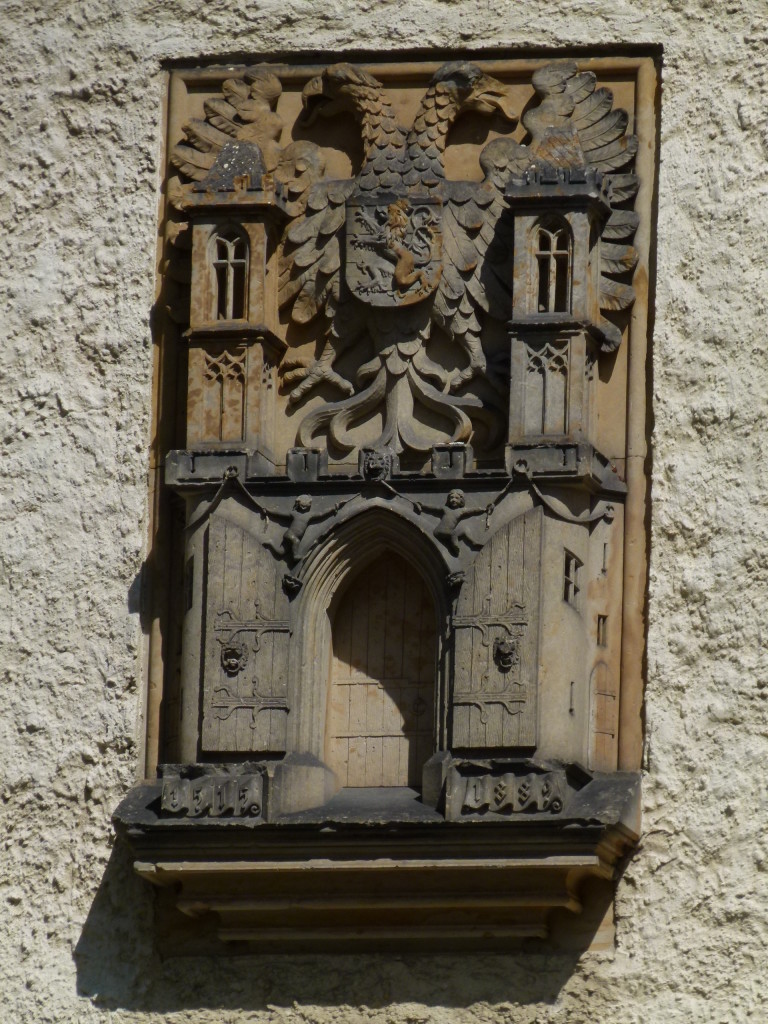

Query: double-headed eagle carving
<box><xmin>172</xmin><ymin>61</ymin><xmax>638</xmax><ymax>457</ymax></box>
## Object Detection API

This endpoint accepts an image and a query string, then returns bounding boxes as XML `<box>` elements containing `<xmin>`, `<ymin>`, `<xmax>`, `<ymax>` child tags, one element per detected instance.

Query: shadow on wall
<box><xmin>75</xmin><ymin>841</ymin><xmax>592</xmax><ymax>1013</ymax></box>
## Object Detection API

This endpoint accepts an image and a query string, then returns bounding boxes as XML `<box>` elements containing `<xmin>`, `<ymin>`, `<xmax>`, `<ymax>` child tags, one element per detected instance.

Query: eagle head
<box><xmin>431</xmin><ymin>62</ymin><xmax>518</xmax><ymax>124</ymax></box>
<box><xmin>301</xmin><ymin>63</ymin><xmax>381</xmax><ymax>125</ymax></box>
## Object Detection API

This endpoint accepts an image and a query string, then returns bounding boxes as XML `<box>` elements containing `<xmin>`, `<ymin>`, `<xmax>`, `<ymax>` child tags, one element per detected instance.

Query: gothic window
<box><xmin>563</xmin><ymin>549</ymin><xmax>582</xmax><ymax>607</ymax></box>
<box><xmin>535</xmin><ymin>220</ymin><xmax>572</xmax><ymax>314</ymax></box>
<box><xmin>211</xmin><ymin>229</ymin><xmax>248</xmax><ymax>320</ymax></box>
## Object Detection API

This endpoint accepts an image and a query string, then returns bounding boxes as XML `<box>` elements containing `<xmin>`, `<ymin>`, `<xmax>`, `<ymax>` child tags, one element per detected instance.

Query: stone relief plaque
<box><xmin>157</xmin><ymin>54</ymin><xmax>644</xmax><ymax>782</ymax></box>
<box><xmin>114</xmin><ymin>52</ymin><xmax>655</xmax><ymax>949</ymax></box>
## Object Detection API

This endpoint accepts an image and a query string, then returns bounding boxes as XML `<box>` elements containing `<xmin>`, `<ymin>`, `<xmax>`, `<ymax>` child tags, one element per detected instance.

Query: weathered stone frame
<box><xmin>124</xmin><ymin>52</ymin><xmax>658</xmax><ymax>951</ymax></box>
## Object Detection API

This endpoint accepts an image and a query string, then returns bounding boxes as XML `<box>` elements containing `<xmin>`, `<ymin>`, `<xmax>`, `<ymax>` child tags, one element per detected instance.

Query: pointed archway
<box><xmin>326</xmin><ymin>552</ymin><xmax>437</xmax><ymax>787</ymax></box>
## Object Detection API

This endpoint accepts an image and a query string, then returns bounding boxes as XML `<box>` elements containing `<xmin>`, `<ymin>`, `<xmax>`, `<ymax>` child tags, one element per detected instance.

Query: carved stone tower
<box><xmin>181</xmin><ymin>140</ymin><xmax>287</xmax><ymax>472</ymax></box>
<box><xmin>506</xmin><ymin>167</ymin><xmax>611</xmax><ymax>453</ymax></box>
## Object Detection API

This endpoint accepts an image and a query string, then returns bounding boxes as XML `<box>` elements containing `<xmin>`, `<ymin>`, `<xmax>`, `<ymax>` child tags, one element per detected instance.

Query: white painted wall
<box><xmin>2</xmin><ymin>2</ymin><xmax>767</xmax><ymax>1020</ymax></box>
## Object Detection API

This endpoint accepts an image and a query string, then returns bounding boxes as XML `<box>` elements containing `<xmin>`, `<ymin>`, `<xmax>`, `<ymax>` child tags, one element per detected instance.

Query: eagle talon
<box><xmin>449</xmin><ymin>362</ymin><xmax>506</xmax><ymax>395</ymax></box>
<box><xmin>282</xmin><ymin>359</ymin><xmax>355</xmax><ymax>405</ymax></box>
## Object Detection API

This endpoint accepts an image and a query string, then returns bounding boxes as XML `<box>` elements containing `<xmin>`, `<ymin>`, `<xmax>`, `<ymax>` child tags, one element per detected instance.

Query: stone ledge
<box><xmin>113</xmin><ymin>772</ymin><xmax>639</xmax><ymax>950</ymax></box>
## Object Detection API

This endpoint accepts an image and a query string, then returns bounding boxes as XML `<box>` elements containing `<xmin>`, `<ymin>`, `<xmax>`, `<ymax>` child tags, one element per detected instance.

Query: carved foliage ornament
<box><xmin>170</xmin><ymin>60</ymin><xmax>638</xmax><ymax>458</ymax></box>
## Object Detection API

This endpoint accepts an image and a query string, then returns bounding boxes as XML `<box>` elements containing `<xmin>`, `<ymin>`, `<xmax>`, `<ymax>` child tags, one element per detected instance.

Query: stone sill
<box><xmin>113</xmin><ymin>774</ymin><xmax>639</xmax><ymax>951</ymax></box>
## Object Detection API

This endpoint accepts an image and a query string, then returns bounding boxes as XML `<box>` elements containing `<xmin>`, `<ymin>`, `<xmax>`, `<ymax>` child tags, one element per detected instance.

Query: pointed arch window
<box><xmin>211</xmin><ymin>229</ymin><xmax>248</xmax><ymax>320</ymax></box>
<box><xmin>535</xmin><ymin>221</ymin><xmax>572</xmax><ymax>314</ymax></box>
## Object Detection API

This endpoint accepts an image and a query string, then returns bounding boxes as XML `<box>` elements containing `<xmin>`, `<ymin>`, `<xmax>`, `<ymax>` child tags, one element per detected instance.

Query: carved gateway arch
<box><xmin>115</xmin><ymin>54</ymin><xmax>656</xmax><ymax>948</ymax></box>
<box><xmin>185</xmin><ymin>485</ymin><xmax>549</xmax><ymax>798</ymax></box>
<box><xmin>289</xmin><ymin>506</ymin><xmax>451</xmax><ymax>765</ymax></box>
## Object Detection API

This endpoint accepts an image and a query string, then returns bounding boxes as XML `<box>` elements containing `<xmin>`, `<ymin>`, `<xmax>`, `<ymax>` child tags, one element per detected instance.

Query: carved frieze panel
<box><xmin>446</xmin><ymin>764</ymin><xmax>565</xmax><ymax>820</ymax></box>
<box><xmin>161</xmin><ymin>771</ymin><xmax>264</xmax><ymax>819</ymax></box>
<box><xmin>443</xmin><ymin>759</ymin><xmax>599</xmax><ymax>821</ymax></box>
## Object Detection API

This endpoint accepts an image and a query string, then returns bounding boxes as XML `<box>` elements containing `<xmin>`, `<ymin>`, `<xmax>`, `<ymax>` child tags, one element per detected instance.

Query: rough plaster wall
<box><xmin>1</xmin><ymin>1</ymin><xmax>767</xmax><ymax>1021</ymax></box>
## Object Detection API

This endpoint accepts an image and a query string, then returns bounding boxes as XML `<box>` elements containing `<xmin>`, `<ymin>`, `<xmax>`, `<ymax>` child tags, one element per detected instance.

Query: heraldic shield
<box><xmin>345</xmin><ymin>191</ymin><xmax>443</xmax><ymax>308</ymax></box>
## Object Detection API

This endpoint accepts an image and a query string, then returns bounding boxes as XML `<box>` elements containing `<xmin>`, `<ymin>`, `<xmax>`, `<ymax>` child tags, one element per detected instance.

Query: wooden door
<box><xmin>202</xmin><ymin>512</ymin><xmax>290</xmax><ymax>754</ymax></box>
<box><xmin>327</xmin><ymin>553</ymin><xmax>436</xmax><ymax>787</ymax></box>
<box><xmin>451</xmin><ymin>507</ymin><xmax>541</xmax><ymax>750</ymax></box>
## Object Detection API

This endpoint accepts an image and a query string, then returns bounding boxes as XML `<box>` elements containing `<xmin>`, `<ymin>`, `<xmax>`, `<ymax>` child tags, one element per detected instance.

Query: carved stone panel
<box><xmin>161</xmin><ymin>54</ymin><xmax>648</xmax><ymax>784</ymax></box>
<box><xmin>202</xmin><ymin>512</ymin><xmax>291</xmax><ymax>753</ymax></box>
<box><xmin>184</xmin><ymin>328</ymin><xmax>284</xmax><ymax>471</ymax></box>
<box><xmin>508</xmin><ymin>329</ymin><xmax>594</xmax><ymax>445</ymax></box>
<box><xmin>191</xmin><ymin>343</ymin><xmax>247</xmax><ymax>443</ymax></box>
<box><xmin>160</xmin><ymin>771</ymin><xmax>264</xmax><ymax>819</ymax></box>
<box><xmin>445</xmin><ymin>762</ymin><xmax>567</xmax><ymax>820</ymax></box>
<box><xmin>117</xmin><ymin>52</ymin><xmax>654</xmax><ymax>952</ymax></box>
<box><xmin>451</xmin><ymin>506</ymin><xmax>541</xmax><ymax>749</ymax></box>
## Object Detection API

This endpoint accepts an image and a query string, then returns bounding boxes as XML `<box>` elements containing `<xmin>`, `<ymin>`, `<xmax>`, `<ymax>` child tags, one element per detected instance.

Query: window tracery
<box><xmin>535</xmin><ymin>220</ymin><xmax>572</xmax><ymax>314</ymax></box>
<box><xmin>211</xmin><ymin>229</ymin><xmax>248</xmax><ymax>320</ymax></box>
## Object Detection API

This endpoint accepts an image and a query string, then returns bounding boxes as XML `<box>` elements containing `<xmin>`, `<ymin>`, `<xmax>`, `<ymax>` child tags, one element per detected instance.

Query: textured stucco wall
<box><xmin>1</xmin><ymin>1</ymin><xmax>767</xmax><ymax>1021</ymax></box>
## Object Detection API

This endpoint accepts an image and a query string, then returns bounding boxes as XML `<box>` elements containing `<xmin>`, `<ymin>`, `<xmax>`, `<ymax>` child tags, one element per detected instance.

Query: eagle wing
<box><xmin>278</xmin><ymin>180</ymin><xmax>353</xmax><ymax>326</ymax></box>
<box><xmin>277</xmin><ymin>180</ymin><xmax>364</xmax><ymax>404</ymax></box>
<box><xmin>433</xmin><ymin>139</ymin><xmax>533</xmax><ymax>391</ymax></box>
<box><xmin>171</xmin><ymin>72</ymin><xmax>284</xmax><ymax>179</ymax></box>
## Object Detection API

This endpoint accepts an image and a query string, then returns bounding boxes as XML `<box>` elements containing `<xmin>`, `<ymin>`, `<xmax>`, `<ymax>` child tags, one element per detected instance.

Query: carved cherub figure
<box><xmin>263</xmin><ymin>494</ymin><xmax>352</xmax><ymax>565</ymax></box>
<box><xmin>417</xmin><ymin>489</ymin><xmax>493</xmax><ymax>557</ymax></box>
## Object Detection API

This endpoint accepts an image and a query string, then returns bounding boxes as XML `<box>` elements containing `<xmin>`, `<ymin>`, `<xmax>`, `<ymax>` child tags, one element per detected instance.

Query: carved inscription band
<box><xmin>459</xmin><ymin>771</ymin><xmax>564</xmax><ymax>816</ymax></box>
<box><xmin>161</xmin><ymin>774</ymin><xmax>264</xmax><ymax>818</ymax></box>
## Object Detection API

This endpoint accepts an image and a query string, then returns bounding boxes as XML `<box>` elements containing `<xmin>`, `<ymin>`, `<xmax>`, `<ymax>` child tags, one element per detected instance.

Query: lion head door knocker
<box><xmin>221</xmin><ymin>642</ymin><xmax>248</xmax><ymax>676</ymax></box>
<box><xmin>493</xmin><ymin>637</ymin><xmax>519</xmax><ymax>672</ymax></box>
